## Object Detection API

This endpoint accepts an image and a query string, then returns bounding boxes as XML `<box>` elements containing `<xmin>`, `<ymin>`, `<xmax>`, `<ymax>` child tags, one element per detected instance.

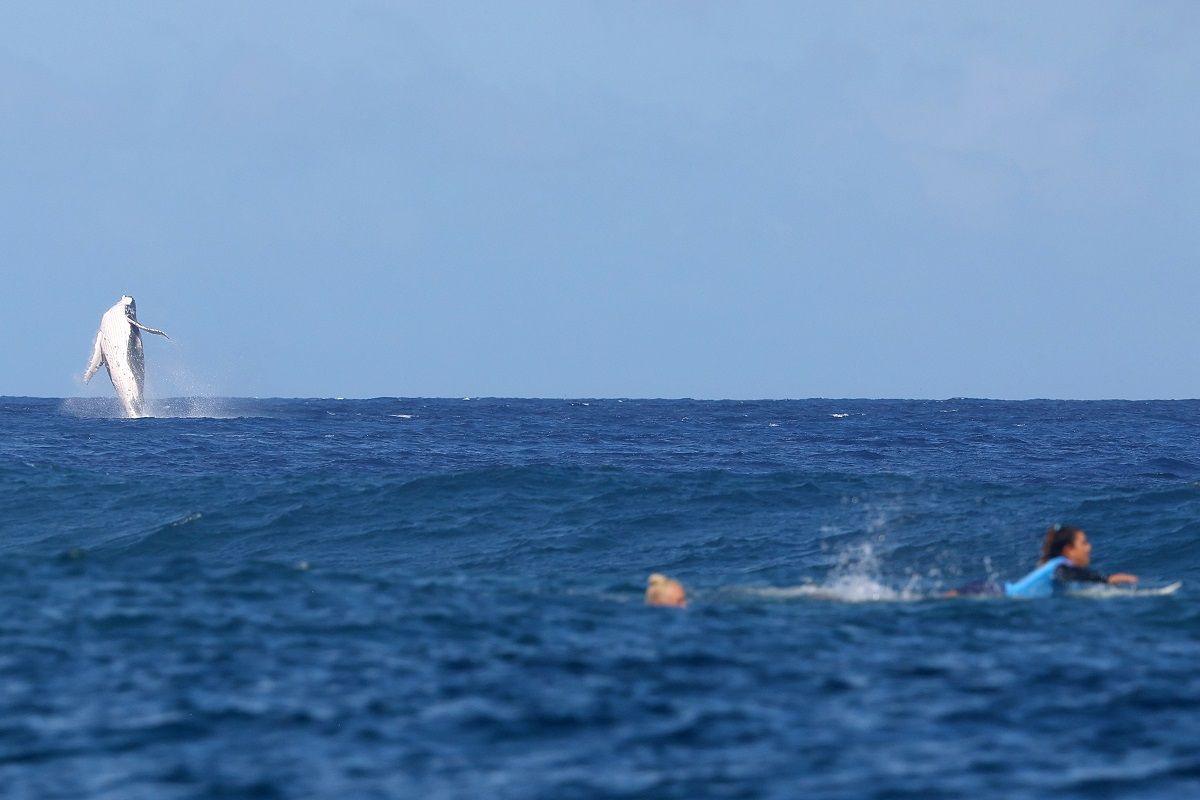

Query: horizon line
<box><xmin>6</xmin><ymin>394</ymin><xmax>1199</xmax><ymax>403</ymax></box>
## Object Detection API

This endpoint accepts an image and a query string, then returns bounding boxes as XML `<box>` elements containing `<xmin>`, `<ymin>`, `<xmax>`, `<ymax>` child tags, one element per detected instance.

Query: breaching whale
<box><xmin>83</xmin><ymin>295</ymin><xmax>169</xmax><ymax>418</ymax></box>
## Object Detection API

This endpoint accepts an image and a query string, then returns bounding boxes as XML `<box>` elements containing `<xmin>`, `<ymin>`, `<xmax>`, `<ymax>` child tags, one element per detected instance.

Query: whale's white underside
<box><xmin>84</xmin><ymin>297</ymin><xmax>168</xmax><ymax>418</ymax></box>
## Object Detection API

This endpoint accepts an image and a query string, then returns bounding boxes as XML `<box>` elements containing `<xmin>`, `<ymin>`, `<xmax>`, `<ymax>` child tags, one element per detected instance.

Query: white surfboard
<box><xmin>1137</xmin><ymin>581</ymin><xmax>1182</xmax><ymax>596</ymax></box>
<box><xmin>1067</xmin><ymin>581</ymin><xmax>1181</xmax><ymax>598</ymax></box>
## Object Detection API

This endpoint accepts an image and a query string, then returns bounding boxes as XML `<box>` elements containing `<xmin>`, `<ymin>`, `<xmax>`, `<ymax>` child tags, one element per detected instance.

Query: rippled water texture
<box><xmin>3</xmin><ymin>398</ymin><xmax>1199</xmax><ymax>799</ymax></box>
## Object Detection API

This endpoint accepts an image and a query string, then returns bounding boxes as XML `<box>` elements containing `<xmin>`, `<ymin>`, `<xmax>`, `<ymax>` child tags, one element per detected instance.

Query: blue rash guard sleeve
<box><xmin>1004</xmin><ymin>557</ymin><xmax>1070</xmax><ymax>598</ymax></box>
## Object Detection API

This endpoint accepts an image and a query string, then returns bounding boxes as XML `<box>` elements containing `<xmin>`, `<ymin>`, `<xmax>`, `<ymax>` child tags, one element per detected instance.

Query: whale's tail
<box><xmin>83</xmin><ymin>330</ymin><xmax>105</xmax><ymax>383</ymax></box>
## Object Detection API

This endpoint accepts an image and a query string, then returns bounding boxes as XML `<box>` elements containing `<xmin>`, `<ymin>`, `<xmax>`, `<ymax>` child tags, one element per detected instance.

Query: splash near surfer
<box><xmin>83</xmin><ymin>295</ymin><xmax>170</xmax><ymax>418</ymax></box>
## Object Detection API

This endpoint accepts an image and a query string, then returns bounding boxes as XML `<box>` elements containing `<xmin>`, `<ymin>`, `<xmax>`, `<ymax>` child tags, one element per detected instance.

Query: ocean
<box><xmin>2</xmin><ymin>397</ymin><xmax>1198</xmax><ymax>799</ymax></box>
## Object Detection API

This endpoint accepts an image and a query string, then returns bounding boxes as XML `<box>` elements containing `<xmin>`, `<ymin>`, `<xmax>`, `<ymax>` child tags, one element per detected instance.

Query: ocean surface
<box><xmin>2</xmin><ymin>397</ymin><xmax>1199</xmax><ymax>799</ymax></box>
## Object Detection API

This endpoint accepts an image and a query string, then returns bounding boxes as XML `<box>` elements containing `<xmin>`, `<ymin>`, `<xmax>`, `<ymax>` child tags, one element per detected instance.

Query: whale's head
<box><xmin>119</xmin><ymin>295</ymin><xmax>136</xmax><ymax>317</ymax></box>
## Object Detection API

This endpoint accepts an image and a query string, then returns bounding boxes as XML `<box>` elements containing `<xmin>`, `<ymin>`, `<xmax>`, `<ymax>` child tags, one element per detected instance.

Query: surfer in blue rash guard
<box><xmin>946</xmin><ymin>524</ymin><xmax>1137</xmax><ymax>597</ymax></box>
<box><xmin>1031</xmin><ymin>524</ymin><xmax>1137</xmax><ymax>589</ymax></box>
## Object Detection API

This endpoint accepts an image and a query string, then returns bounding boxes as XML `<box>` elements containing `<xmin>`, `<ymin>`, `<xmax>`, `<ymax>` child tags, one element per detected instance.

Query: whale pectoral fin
<box><xmin>83</xmin><ymin>331</ymin><xmax>105</xmax><ymax>382</ymax></box>
<box><xmin>130</xmin><ymin>319</ymin><xmax>170</xmax><ymax>339</ymax></box>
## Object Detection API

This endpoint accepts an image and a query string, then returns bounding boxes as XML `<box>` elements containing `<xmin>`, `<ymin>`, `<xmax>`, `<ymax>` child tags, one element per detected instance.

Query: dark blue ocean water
<box><xmin>2</xmin><ymin>397</ymin><xmax>1199</xmax><ymax>799</ymax></box>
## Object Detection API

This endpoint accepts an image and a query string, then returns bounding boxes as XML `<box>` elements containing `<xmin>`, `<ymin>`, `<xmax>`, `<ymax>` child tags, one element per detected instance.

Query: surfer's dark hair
<box><xmin>1040</xmin><ymin>524</ymin><xmax>1083</xmax><ymax>564</ymax></box>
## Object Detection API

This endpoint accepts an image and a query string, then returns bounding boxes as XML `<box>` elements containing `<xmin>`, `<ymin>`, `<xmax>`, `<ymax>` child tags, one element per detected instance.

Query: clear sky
<box><xmin>3</xmin><ymin>2</ymin><xmax>1198</xmax><ymax>399</ymax></box>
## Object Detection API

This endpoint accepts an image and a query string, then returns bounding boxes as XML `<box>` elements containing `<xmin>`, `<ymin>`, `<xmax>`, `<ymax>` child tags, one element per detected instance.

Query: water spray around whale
<box><xmin>83</xmin><ymin>295</ymin><xmax>170</xmax><ymax>418</ymax></box>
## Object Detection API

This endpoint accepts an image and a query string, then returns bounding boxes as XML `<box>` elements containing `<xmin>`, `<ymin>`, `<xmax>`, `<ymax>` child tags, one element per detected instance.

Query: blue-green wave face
<box><xmin>3</xmin><ymin>397</ymin><xmax>1199</xmax><ymax>797</ymax></box>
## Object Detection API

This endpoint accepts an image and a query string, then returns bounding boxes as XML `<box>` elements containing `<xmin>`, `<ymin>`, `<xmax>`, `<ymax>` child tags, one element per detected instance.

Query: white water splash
<box><xmin>60</xmin><ymin>396</ymin><xmax>241</xmax><ymax>419</ymax></box>
<box><xmin>743</xmin><ymin>541</ymin><xmax>924</xmax><ymax>603</ymax></box>
<box><xmin>814</xmin><ymin>541</ymin><xmax>923</xmax><ymax>601</ymax></box>
<box><xmin>66</xmin><ymin>337</ymin><xmax>241</xmax><ymax>419</ymax></box>
<box><xmin>750</xmin><ymin>579</ymin><xmax>914</xmax><ymax>603</ymax></box>
<box><xmin>144</xmin><ymin>397</ymin><xmax>241</xmax><ymax>419</ymax></box>
<box><xmin>142</xmin><ymin>352</ymin><xmax>239</xmax><ymax>417</ymax></box>
<box><xmin>58</xmin><ymin>397</ymin><xmax>125</xmax><ymax>419</ymax></box>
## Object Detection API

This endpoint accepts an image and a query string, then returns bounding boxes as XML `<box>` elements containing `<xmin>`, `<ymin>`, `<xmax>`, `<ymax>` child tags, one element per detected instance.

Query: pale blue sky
<box><xmin>3</xmin><ymin>2</ymin><xmax>1198</xmax><ymax>399</ymax></box>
